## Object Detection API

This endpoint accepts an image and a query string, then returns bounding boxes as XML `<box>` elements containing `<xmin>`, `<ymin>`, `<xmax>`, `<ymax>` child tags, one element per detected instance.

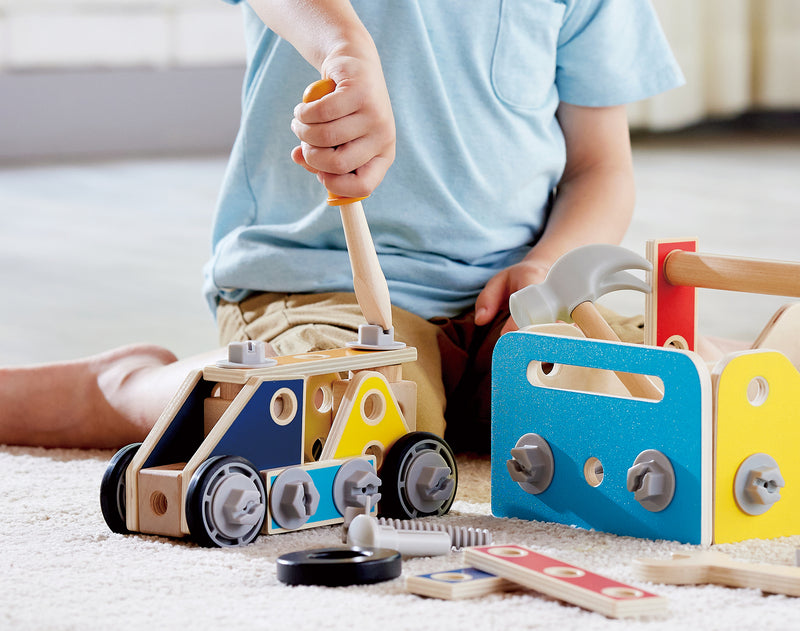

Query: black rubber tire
<box><xmin>378</xmin><ymin>432</ymin><xmax>458</xmax><ymax>519</ymax></box>
<box><xmin>185</xmin><ymin>456</ymin><xmax>267</xmax><ymax>548</ymax></box>
<box><xmin>99</xmin><ymin>443</ymin><xmax>141</xmax><ymax>534</ymax></box>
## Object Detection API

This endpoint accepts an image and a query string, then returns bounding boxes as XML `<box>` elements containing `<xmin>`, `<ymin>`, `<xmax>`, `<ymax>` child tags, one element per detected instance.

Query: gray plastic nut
<box><xmin>416</xmin><ymin>465</ymin><xmax>454</xmax><ymax>501</ymax></box>
<box><xmin>626</xmin><ymin>449</ymin><xmax>675</xmax><ymax>512</ymax></box>
<box><xmin>403</xmin><ymin>450</ymin><xmax>456</xmax><ymax>514</ymax></box>
<box><xmin>212</xmin><ymin>474</ymin><xmax>266</xmax><ymax>539</ymax></box>
<box><xmin>734</xmin><ymin>453</ymin><xmax>785</xmax><ymax>515</ymax></box>
<box><xmin>506</xmin><ymin>433</ymin><xmax>554</xmax><ymax>495</ymax></box>
<box><xmin>332</xmin><ymin>458</ymin><xmax>382</xmax><ymax>515</ymax></box>
<box><xmin>269</xmin><ymin>468</ymin><xmax>321</xmax><ymax>530</ymax></box>
<box><xmin>347</xmin><ymin>324</ymin><xmax>406</xmax><ymax>350</ymax></box>
<box><xmin>217</xmin><ymin>340</ymin><xmax>278</xmax><ymax>368</ymax></box>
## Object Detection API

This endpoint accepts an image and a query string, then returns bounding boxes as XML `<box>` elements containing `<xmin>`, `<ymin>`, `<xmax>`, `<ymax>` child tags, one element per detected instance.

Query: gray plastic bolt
<box><xmin>375</xmin><ymin>517</ymin><xmax>492</xmax><ymax>549</ymax></box>
<box><xmin>506</xmin><ymin>433</ymin><xmax>554</xmax><ymax>495</ymax></box>
<box><xmin>735</xmin><ymin>453</ymin><xmax>785</xmax><ymax>515</ymax></box>
<box><xmin>346</xmin><ymin>514</ymin><xmax>452</xmax><ymax>557</ymax></box>
<box><xmin>626</xmin><ymin>450</ymin><xmax>675</xmax><ymax>512</ymax></box>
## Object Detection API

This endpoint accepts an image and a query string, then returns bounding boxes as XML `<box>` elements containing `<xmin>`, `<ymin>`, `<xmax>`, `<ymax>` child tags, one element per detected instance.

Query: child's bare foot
<box><xmin>0</xmin><ymin>344</ymin><xmax>226</xmax><ymax>449</ymax></box>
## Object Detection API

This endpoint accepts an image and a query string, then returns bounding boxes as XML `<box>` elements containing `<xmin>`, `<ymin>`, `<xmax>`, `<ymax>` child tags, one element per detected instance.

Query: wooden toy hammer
<box><xmin>302</xmin><ymin>79</ymin><xmax>395</xmax><ymax>341</ymax></box>
<box><xmin>510</xmin><ymin>244</ymin><xmax>662</xmax><ymax>400</ymax></box>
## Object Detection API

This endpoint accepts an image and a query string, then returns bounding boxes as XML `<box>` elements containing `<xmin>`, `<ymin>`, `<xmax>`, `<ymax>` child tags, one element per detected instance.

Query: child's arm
<box><xmin>247</xmin><ymin>0</ymin><xmax>395</xmax><ymax>199</ymax></box>
<box><xmin>475</xmin><ymin>103</ymin><xmax>635</xmax><ymax>332</ymax></box>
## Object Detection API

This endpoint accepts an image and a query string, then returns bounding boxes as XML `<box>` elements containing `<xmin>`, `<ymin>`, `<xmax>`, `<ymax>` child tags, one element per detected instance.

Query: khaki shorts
<box><xmin>217</xmin><ymin>292</ymin><xmax>510</xmax><ymax>452</ymax></box>
<box><xmin>217</xmin><ymin>292</ymin><xmax>644</xmax><ymax>453</ymax></box>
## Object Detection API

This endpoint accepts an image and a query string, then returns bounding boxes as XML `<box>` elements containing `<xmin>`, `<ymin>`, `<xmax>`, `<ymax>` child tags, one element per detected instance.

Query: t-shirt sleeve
<box><xmin>556</xmin><ymin>0</ymin><xmax>684</xmax><ymax>106</ymax></box>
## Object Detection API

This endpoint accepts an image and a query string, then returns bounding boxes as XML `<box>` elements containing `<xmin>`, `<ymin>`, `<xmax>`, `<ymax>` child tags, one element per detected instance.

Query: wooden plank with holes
<box><xmin>202</xmin><ymin>346</ymin><xmax>417</xmax><ymax>384</ymax></box>
<box><xmin>465</xmin><ymin>545</ymin><xmax>667</xmax><ymax>618</ymax></box>
<box><xmin>405</xmin><ymin>567</ymin><xmax>514</xmax><ymax>600</ymax></box>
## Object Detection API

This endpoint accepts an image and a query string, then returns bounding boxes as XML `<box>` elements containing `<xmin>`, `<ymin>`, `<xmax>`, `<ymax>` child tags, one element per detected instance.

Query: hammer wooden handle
<box><xmin>303</xmin><ymin>78</ymin><xmax>393</xmax><ymax>331</ymax></box>
<box><xmin>665</xmin><ymin>251</ymin><xmax>800</xmax><ymax>297</ymax></box>
<box><xmin>571</xmin><ymin>302</ymin><xmax>663</xmax><ymax>400</ymax></box>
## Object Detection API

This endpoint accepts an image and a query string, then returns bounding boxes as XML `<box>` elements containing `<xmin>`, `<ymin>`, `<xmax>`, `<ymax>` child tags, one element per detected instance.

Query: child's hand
<box><xmin>474</xmin><ymin>257</ymin><xmax>552</xmax><ymax>334</ymax></box>
<box><xmin>291</xmin><ymin>43</ymin><xmax>396</xmax><ymax>200</ymax></box>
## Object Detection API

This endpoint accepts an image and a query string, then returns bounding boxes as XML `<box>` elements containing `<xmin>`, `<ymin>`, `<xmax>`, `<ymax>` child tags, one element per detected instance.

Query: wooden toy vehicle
<box><xmin>492</xmin><ymin>240</ymin><xmax>800</xmax><ymax>545</ymax></box>
<box><xmin>101</xmin><ymin>78</ymin><xmax>461</xmax><ymax>547</ymax></box>
<box><xmin>100</xmin><ymin>342</ymin><xmax>457</xmax><ymax>547</ymax></box>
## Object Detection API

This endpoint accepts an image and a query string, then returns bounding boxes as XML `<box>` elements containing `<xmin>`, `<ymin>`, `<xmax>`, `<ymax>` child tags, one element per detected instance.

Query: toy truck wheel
<box><xmin>185</xmin><ymin>456</ymin><xmax>267</xmax><ymax>547</ymax></box>
<box><xmin>379</xmin><ymin>432</ymin><xmax>458</xmax><ymax>519</ymax></box>
<box><xmin>100</xmin><ymin>443</ymin><xmax>141</xmax><ymax>534</ymax></box>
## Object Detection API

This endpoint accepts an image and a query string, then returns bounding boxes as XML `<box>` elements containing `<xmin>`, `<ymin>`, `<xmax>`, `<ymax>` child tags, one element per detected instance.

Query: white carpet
<box><xmin>2</xmin><ymin>446</ymin><xmax>799</xmax><ymax>631</ymax></box>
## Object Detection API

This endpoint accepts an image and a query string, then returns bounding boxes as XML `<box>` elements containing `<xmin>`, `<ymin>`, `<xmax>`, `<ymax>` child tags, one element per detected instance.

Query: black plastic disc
<box><xmin>276</xmin><ymin>547</ymin><xmax>402</xmax><ymax>586</ymax></box>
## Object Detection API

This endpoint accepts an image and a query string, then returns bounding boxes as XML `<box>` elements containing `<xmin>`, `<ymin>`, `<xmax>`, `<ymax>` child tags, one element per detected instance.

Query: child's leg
<box><xmin>0</xmin><ymin>344</ymin><xmax>230</xmax><ymax>449</ymax></box>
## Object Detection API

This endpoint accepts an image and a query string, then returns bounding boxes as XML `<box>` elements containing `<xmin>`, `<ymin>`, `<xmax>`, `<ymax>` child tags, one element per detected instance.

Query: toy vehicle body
<box><xmin>101</xmin><ymin>344</ymin><xmax>457</xmax><ymax>547</ymax></box>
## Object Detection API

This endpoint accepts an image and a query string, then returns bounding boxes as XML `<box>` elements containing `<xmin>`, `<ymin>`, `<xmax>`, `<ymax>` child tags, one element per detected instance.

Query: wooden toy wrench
<box><xmin>302</xmin><ymin>79</ymin><xmax>393</xmax><ymax>333</ymax></box>
<box><xmin>633</xmin><ymin>550</ymin><xmax>800</xmax><ymax>596</ymax></box>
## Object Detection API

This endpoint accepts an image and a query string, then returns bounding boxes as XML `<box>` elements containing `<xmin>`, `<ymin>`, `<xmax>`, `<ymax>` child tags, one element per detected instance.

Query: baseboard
<box><xmin>0</xmin><ymin>66</ymin><xmax>245</xmax><ymax>163</ymax></box>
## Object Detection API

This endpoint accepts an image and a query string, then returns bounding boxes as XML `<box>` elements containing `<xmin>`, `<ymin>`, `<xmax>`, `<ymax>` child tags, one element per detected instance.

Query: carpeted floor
<box><xmin>2</xmin><ymin>447</ymin><xmax>799</xmax><ymax>631</ymax></box>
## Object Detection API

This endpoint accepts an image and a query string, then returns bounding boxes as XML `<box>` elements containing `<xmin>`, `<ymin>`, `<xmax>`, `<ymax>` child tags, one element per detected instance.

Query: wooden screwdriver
<box><xmin>302</xmin><ymin>78</ymin><xmax>393</xmax><ymax>332</ymax></box>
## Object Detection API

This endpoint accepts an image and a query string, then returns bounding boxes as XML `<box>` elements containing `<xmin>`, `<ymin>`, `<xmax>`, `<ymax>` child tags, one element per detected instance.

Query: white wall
<box><xmin>0</xmin><ymin>0</ymin><xmax>245</xmax><ymax>70</ymax></box>
<box><xmin>0</xmin><ymin>1</ymin><xmax>248</xmax><ymax>162</ymax></box>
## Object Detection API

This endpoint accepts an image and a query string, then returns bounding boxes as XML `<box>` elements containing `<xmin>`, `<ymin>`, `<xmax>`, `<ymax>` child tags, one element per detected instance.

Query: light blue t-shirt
<box><xmin>205</xmin><ymin>0</ymin><xmax>683</xmax><ymax>319</ymax></box>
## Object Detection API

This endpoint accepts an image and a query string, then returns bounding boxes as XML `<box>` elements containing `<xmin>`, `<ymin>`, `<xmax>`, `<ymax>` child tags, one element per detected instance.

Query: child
<box><xmin>0</xmin><ymin>0</ymin><xmax>683</xmax><ymax>451</ymax></box>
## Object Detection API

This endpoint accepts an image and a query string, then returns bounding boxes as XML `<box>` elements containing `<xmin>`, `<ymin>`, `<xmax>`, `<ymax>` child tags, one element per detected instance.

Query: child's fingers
<box><xmin>319</xmin><ymin>154</ymin><xmax>393</xmax><ymax>199</ymax></box>
<box><xmin>301</xmin><ymin>133</ymin><xmax>392</xmax><ymax>177</ymax></box>
<box><xmin>294</xmin><ymin>84</ymin><xmax>359</xmax><ymax>125</ymax></box>
<box><xmin>291</xmin><ymin>112</ymin><xmax>367</xmax><ymax>149</ymax></box>
<box><xmin>474</xmin><ymin>274</ymin><xmax>507</xmax><ymax>326</ymax></box>
<box><xmin>290</xmin><ymin>146</ymin><xmax>320</xmax><ymax>175</ymax></box>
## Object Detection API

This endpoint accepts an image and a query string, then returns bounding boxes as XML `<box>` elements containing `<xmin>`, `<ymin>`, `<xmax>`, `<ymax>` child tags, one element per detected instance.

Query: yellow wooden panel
<box><xmin>714</xmin><ymin>351</ymin><xmax>800</xmax><ymax>543</ymax></box>
<box><xmin>321</xmin><ymin>371</ymin><xmax>409</xmax><ymax>465</ymax></box>
<box><xmin>303</xmin><ymin>373</ymin><xmax>339</xmax><ymax>461</ymax></box>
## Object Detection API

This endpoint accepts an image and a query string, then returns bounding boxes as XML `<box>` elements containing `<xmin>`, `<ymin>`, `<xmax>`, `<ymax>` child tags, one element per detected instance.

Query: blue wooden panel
<box><xmin>267</xmin><ymin>461</ymin><xmax>342</xmax><ymax>531</ymax></box>
<box><xmin>210</xmin><ymin>378</ymin><xmax>304</xmax><ymax>471</ymax></box>
<box><xmin>144</xmin><ymin>375</ymin><xmax>212</xmax><ymax>468</ymax></box>
<box><xmin>491</xmin><ymin>331</ymin><xmax>710</xmax><ymax>544</ymax></box>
